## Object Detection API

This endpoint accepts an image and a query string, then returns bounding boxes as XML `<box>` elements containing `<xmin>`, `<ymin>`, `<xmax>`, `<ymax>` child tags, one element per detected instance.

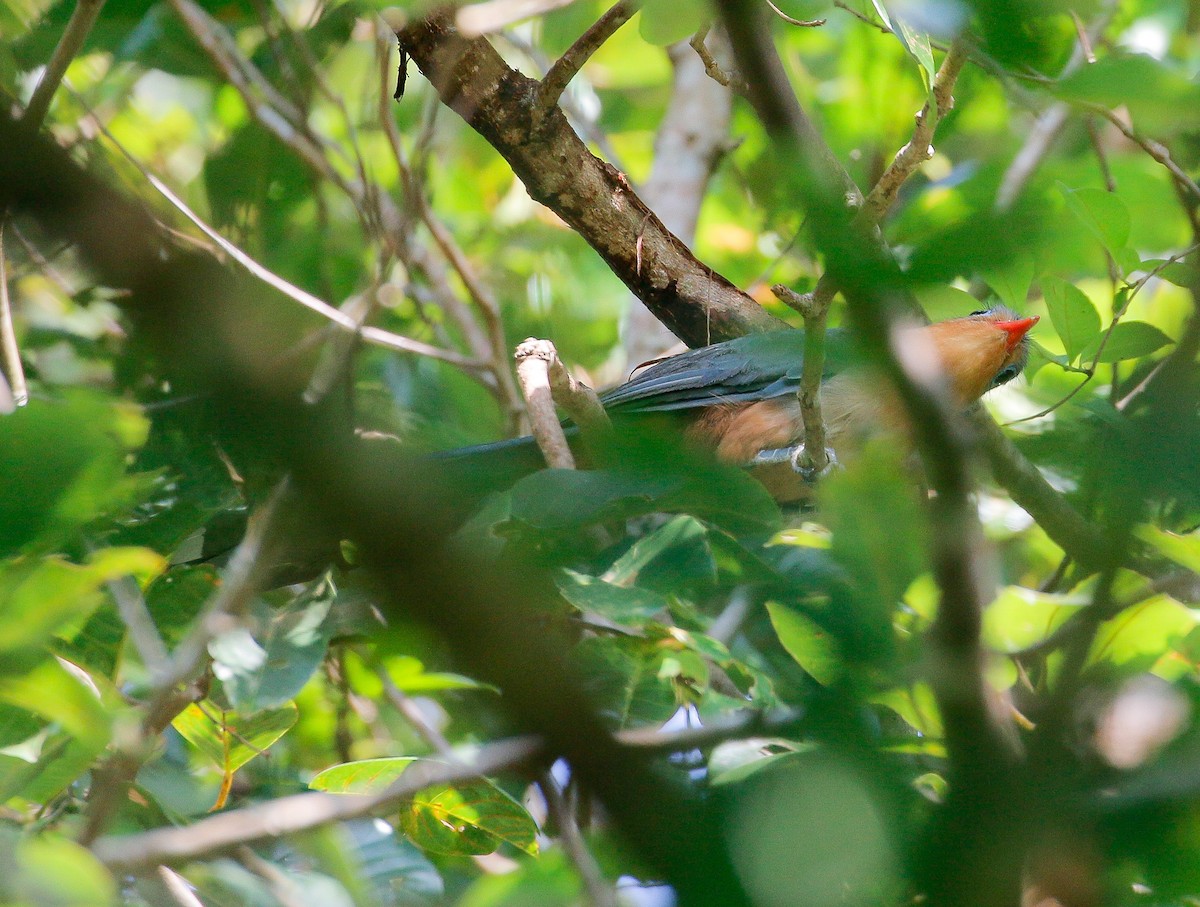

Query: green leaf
<box><xmin>0</xmin><ymin>657</ymin><xmax>111</xmax><ymax>750</ymax></box>
<box><xmin>873</xmin><ymin>684</ymin><xmax>943</xmax><ymax>739</ymax></box>
<box><xmin>638</xmin><ymin>0</ymin><xmax>705</xmax><ymax>46</ymax></box>
<box><xmin>144</xmin><ymin>565</ymin><xmax>221</xmax><ymax>647</ymax></box>
<box><xmin>506</xmin><ymin>463</ymin><xmax>778</xmax><ymax>535</ymax></box>
<box><xmin>4</xmin><ymin>830</ymin><xmax>116</xmax><ymax>907</ymax></box>
<box><xmin>211</xmin><ymin>581</ymin><xmax>336</xmax><ymax>712</ymax></box>
<box><xmin>871</xmin><ymin>0</ymin><xmax>934</xmax><ymax>87</ymax></box>
<box><xmin>0</xmin><ymin>393</ymin><xmax>150</xmax><ymax>556</ymax></box>
<box><xmin>1139</xmin><ymin>258</ymin><xmax>1200</xmax><ymax>288</ymax></box>
<box><xmin>0</xmin><ymin>547</ymin><xmax>164</xmax><ymax>659</ymax></box>
<box><xmin>1090</xmin><ymin>597</ymin><xmax>1198</xmax><ymax>670</ymax></box>
<box><xmin>983</xmin><ymin>585</ymin><xmax>1087</xmax><ymax>654</ymax></box>
<box><xmin>1041</xmin><ymin>277</ymin><xmax>1101</xmax><ymax>363</ymax></box>
<box><xmin>1058</xmin><ymin>183</ymin><xmax>1131</xmax><ymax>260</ymax></box>
<box><xmin>310</xmin><ymin>757</ymin><xmax>420</xmax><ymax>793</ymax></box>
<box><xmin>766</xmin><ymin>602</ymin><xmax>841</xmax><ymax>685</ymax></box>
<box><xmin>1135</xmin><ymin>525</ymin><xmax>1200</xmax><ymax>574</ymax></box>
<box><xmin>386</xmin><ymin>656</ymin><xmax>497</xmax><ymax>694</ymax></box>
<box><xmin>401</xmin><ymin>780</ymin><xmax>539</xmax><ymax>856</ymax></box>
<box><xmin>171</xmin><ymin>700</ymin><xmax>297</xmax><ymax>773</ymax></box>
<box><xmin>982</xmin><ymin>255</ymin><xmax>1035</xmax><ymax>313</ymax></box>
<box><xmin>575</xmin><ymin>637</ymin><xmax>678</xmax><ymax>727</ymax></box>
<box><xmin>818</xmin><ymin>442</ymin><xmax>924</xmax><ymax>662</ymax></box>
<box><xmin>604</xmin><ymin>514</ymin><xmax>707</xmax><ymax>585</ymax></box>
<box><xmin>1080</xmin><ymin>322</ymin><xmax>1173</xmax><ymax>364</ymax></box>
<box><xmin>1055</xmin><ymin>54</ymin><xmax>1200</xmax><ymax>129</ymax></box>
<box><xmin>556</xmin><ymin>570</ymin><xmax>670</xmax><ymax>624</ymax></box>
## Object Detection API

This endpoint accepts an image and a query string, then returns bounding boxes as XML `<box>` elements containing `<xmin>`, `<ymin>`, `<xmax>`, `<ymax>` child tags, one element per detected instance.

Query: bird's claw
<box><xmin>789</xmin><ymin>444</ymin><xmax>840</xmax><ymax>482</ymax></box>
<box><xmin>751</xmin><ymin>444</ymin><xmax>841</xmax><ymax>483</ymax></box>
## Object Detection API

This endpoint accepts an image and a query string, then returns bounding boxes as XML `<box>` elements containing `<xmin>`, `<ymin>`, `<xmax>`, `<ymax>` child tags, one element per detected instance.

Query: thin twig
<box><xmin>859</xmin><ymin>38</ymin><xmax>969</xmax><ymax>226</ymax></box>
<box><xmin>771</xmin><ymin>285</ymin><xmax>831</xmax><ymax>473</ymax></box>
<box><xmin>832</xmin><ymin>0</ymin><xmax>890</xmax><ymax>34</ymax></box>
<box><xmin>516</xmin><ymin>344</ymin><xmax>575</xmax><ymax>468</ymax></box>
<box><xmin>764</xmin><ymin>0</ymin><xmax>824</xmax><ymax>27</ymax></box>
<box><xmin>22</xmin><ymin>0</ymin><xmax>106</xmax><ymax>129</ymax></box>
<box><xmin>155</xmin><ymin>867</ymin><xmax>205</xmax><ymax>907</ymax></box>
<box><xmin>541</xmin><ymin>772</ymin><xmax>618</xmax><ymax>907</ymax></box>
<box><xmin>91</xmin><ymin>735</ymin><xmax>545</xmax><ymax>872</ymax></box>
<box><xmin>105</xmin><ymin>575</ymin><xmax>170</xmax><ymax>674</ymax></box>
<box><xmin>1087</xmin><ymin>104</ymin><xmax>1200</xmax><ymax>203</ymax></box>
<box><xmin>375</xmin><ymin>661</ymin><xmax>456</xmax><ymax>757</ymax></box>
<box><xmin>81</xmin><ymin>102</ymin><xmax>486</xmax><ymax>372</ymax></box>
<box><xmin>0</xmin><ymin>221</ymin><xmax>28</xmax><ymax>406</ymax></box>
<box><xmin>690</xmin><ymin>27</ymin><xmax>748</xmax><ymax>94</ymax></box>
<box><xmin>538</xmin><ymin>0</ymin><xmax>642</xmax><ymax>116</ymax></box>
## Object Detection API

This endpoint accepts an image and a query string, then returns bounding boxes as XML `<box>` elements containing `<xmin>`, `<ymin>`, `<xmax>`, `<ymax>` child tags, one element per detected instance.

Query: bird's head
<box><xmin>923</xmin><ymin>306</ymin><xmax>1039</xmax><ymax>405</ymax></box>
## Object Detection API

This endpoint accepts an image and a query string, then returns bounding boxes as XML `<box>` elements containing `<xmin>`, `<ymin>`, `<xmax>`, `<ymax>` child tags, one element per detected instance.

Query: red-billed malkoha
<box><xmin>441</xmin><ymin>306</ymin><xmax>1039</xmax><ymax>501</ymax></box>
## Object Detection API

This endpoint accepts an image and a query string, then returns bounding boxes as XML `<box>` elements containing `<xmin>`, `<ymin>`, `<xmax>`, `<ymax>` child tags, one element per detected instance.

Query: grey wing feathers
<box><xmin>599</xmin><ymin>329</ymin><xmax>836</xmax><ymax>414</ymax></box>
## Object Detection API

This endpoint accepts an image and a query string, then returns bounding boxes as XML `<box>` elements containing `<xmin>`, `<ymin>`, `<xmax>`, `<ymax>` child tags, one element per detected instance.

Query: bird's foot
<box><xmin>790</xmin><ymin>444</ymin><xmax>840</xmax><ymax>482</ymax></box>
<box><xmin>751</xmin><ymin>444</ymin><xmax>840</xmax><ymax>483</ymax></box>
<box><xmin>744</xmin><ymin>446</ymin><xmax>840</xmax><ymax>482</ymax></box>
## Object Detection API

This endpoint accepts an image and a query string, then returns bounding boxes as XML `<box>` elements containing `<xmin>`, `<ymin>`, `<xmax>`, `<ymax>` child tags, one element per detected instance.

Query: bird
<box><xmin>437</xmin><ymin>306</ymin><xmax>1039</xmax><ymax>504</ymax></box>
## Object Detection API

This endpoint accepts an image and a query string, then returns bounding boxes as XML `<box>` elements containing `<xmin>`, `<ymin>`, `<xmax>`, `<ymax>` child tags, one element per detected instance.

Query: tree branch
<box><xmin>859</xmin><ymin>39</ymin><xmax>969</xmax><ymax>226</ymax></box>
<box><xmin>712</xmin><ymin>5</ymin><xmax>1023</xmax><ymax>906</ymax></box>
<box><xmin>92</xmin><ymin>736</ymin><xmax>543</xmax><ymax>872</ymax></box>
<box><xmin>21</xmin><ymin>0</ymin><xmax>106</xmax><ymax>129</ymax></box>
<box><xmin>396</xmin><ymin>12</ymin><xmax>784</xmax><ymax>347</ymax></box>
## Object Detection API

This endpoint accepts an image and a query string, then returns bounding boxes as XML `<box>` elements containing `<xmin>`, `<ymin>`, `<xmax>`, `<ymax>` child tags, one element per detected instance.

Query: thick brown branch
<box><xmin>396</xmin><ymin>12</ymin><xmax>783</xmax><ymax>347</ymax></box>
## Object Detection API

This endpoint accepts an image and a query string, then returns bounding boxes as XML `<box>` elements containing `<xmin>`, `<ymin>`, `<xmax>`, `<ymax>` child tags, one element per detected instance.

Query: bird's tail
<box><xmin>430</xmin><ymin>430</ymin><xmax>577</xmax><ymax>505</ymax></box>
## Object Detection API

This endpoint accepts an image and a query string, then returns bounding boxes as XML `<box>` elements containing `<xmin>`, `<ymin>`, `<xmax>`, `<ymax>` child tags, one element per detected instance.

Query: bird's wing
<box><xmin>600</xmin><ymin>329</ymin><xmax>851</xmax><ymax>413</ymax></box>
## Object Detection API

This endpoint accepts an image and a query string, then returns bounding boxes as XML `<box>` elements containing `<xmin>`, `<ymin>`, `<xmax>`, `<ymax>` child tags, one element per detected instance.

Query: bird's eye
<box><xmin>992</xmin><ymin>365</ymin><xmax>1019</xmax><ymax>387</ymax></box>
<box><xmin>969</xmin><ymin>308</ymin><xmax>990</xmax><ymax>317</ymax></box>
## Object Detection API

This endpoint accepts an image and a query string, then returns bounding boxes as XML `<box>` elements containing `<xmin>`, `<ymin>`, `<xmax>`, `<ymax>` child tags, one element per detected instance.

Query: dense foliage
<box><xmin>2</xmin><ymin>0</ymin><xmax>1200</xmax><ymax>904</ymax></box>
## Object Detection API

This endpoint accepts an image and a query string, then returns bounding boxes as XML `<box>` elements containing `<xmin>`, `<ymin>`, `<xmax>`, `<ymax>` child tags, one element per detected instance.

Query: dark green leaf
<box><xmin>1041</xmin><ymin>277</ymin><xmax>1101</xmax><ymax>363</ymax></box>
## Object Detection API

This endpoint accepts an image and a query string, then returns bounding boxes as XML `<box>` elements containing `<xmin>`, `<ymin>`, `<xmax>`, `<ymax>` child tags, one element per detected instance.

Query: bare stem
<box><xmin>541</xmin><ymin>773</ymin><xmax>617</xmax><ymax>907</ymax></box>
<box><xmin>859</xmin><ymin>39</ymin><xmax>969</xmax><ymax>226</ymax></box>
<box><xmin>0</xmin><ymin>221</ymin><xmax>28</xmax><ymax>406</ymax></box>
<box><xmin>538</xmin><ymin>0</ymin><xmax>642</xmax><ymax>116</ymax></box>
<box><xmin>22</xmin><ymin>0</ymin><xmax>106</xmax><ymax>128</ymax></box>
<box><xmin>514</xmin><ymin>338</ymin><xmax>609</xmax><ymax>468</ymax></box>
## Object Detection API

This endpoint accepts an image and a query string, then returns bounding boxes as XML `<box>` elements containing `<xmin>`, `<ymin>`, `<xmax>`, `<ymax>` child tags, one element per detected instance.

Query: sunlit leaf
<box><xmin>0</xmin><ymin>657</ymin><xmax>111</xmax><ymax>750</ymax></box>
<box><xmin>0</xmin><ymin>547</ymin><xmax>164</xmax><ymax>659</ymax></box>
<box><xmin>400</xmin><ymin>780</ymin><xmax>539</xmax><ymax>856</ymax></box>
<box><xmin>311</xmin><ymin>757</ymin><xmax>420</xmax><ymax>793</ymax></box>
<box><xmin>1136</xmin><ymin>525</ymin><xmax>1200</xmax><ymax>574</ymax></box>
<box><xmin>983</xmin><ymin>585</ymin><xmax>1087</xmax><ymax>654</ymax></box>
<box><xmin>171</xmin><ymin>701</ymin><xmax>297</xmax><ymax>774</ymax></box>
<box><xmin>767</xmin><ymin>602</ymin><xmax>840</xmax><ymax>685</ymax></box>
